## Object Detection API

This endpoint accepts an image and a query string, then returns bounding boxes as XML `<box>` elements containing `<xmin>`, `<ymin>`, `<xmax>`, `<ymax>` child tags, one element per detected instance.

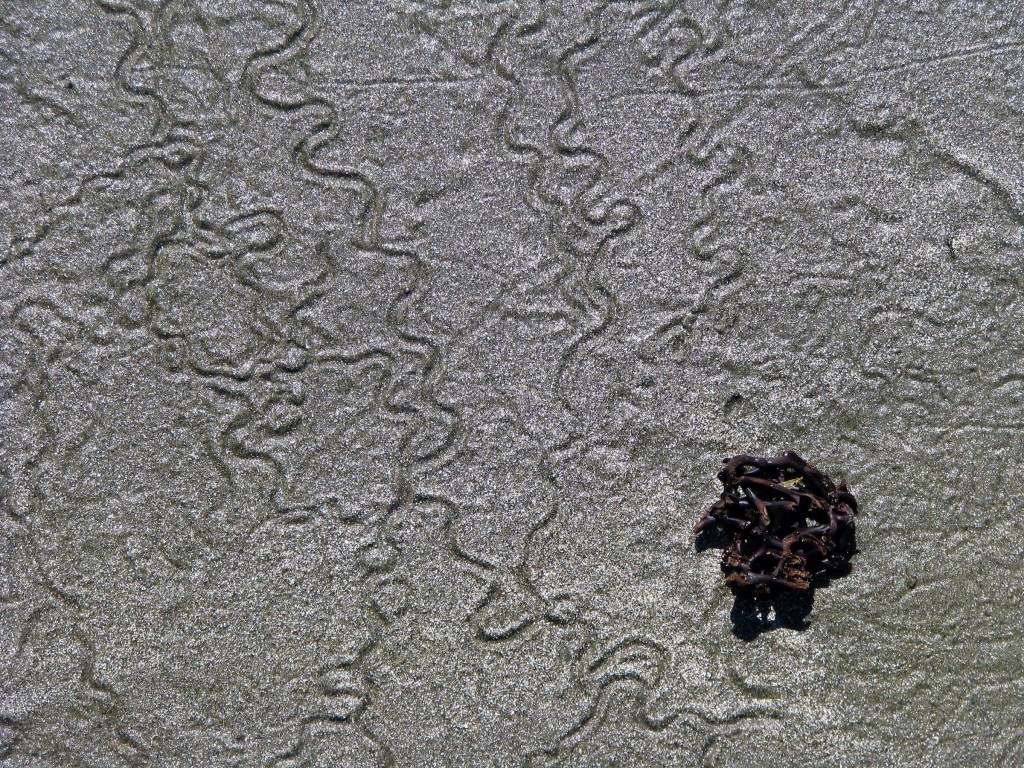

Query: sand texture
<box><xmin>1</xmin><ymin>1</ymin><xmax>1023</xmax><ymax>765</ymax></box>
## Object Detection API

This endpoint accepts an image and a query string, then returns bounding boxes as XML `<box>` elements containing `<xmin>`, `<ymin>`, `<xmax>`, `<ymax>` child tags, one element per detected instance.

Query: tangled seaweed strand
<box><xmin>694</xmin><ymin>451</ymin><xmax>858</xmax><ymax>602</ymax></box>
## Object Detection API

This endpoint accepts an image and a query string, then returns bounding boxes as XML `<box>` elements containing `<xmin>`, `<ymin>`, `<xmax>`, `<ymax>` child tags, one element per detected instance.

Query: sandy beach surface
<box><xmin>1</xmin><ymin>2</ymin><xmax>1022</xmax><ymax>765</ymax></box>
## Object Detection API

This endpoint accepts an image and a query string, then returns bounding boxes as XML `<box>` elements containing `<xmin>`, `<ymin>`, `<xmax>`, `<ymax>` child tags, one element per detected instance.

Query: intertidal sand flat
<box><xmin>1</xmin><ymin>2</ymin><xmax>1022</xmax><ymax>765</ymax></box>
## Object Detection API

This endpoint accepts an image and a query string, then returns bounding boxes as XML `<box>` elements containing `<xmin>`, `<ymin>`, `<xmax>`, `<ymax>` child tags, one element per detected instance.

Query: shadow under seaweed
<box><xmin>696</xmin><ymin>526</ymin><xmax>816</xmax><ymax>640</ymax></box>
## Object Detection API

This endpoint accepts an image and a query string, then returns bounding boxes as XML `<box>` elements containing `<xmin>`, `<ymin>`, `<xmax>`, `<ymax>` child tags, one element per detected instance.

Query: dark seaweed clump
<box><xmin>694</xmin><ymin>451</ymin><xmax>858</xmax><ymax>627</ymax></box>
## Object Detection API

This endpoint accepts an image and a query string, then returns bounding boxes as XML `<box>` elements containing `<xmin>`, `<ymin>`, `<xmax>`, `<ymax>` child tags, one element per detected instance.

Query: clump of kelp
<box><xmin>694</xmin><ymin>451</ymin><xmax>858</xmax><ymax>622</ymax></box>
